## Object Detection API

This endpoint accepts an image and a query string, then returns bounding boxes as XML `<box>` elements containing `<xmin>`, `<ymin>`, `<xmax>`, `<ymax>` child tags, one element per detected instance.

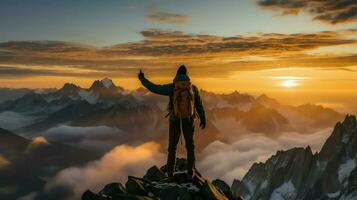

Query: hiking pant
<box><xmin>167</xmin><ymin>117</ymin><xmax>195</xmax><ymax>177</ymax></box>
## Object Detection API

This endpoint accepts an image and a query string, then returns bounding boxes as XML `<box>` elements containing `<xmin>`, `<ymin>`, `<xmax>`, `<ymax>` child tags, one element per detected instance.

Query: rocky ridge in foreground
<box><xmin>82</xmin><ymin>158</ymin><xmax>243</xmax><ymax>200</ymax></box>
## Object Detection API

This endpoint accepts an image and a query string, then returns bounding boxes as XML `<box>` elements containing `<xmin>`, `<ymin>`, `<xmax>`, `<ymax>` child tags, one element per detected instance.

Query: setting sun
<box><xmin>281</xmin><ymin>79</ymin><xmax>298</xmax><ymax>88</ymax></box>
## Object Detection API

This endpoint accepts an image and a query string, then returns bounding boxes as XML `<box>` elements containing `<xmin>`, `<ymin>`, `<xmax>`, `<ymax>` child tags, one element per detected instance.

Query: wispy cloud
<box><xmin>146</xmin><ymin>7</ymin><xmax>190</xmax><ymax>24</ymax></box>
<box><xmin>257</xmin><ymin>0</ymin><xmax>357</xmax><ymax>24</ymax></box>
<box><xmin>0</xmin><ymin>29</ymin><xmax>356</xmax><ymax>78</ymax></box>
<box><xmin>0</xmin><ymin>65</ymin><xmax>107</xmax><ymax>78</ymax></box>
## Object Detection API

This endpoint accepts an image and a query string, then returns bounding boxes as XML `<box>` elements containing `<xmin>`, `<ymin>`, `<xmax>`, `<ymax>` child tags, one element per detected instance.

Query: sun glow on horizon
<box><xmin>281</xmin><ymin>79</ymin><xmax>299</xmax><ymax>88</ymax></box>
<box><xmin>271</xmin><ymin>75</ymin><xmax>303</xmax><ymax>88</ymax></box>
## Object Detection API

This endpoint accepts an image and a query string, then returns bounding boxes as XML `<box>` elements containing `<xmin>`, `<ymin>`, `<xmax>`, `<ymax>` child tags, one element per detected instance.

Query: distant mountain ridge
<box><xmin>0</xmin><ymin>88</ymin><xmax>55</xmax><ymax>103</ymax></box>
<box><xmin>0</xmin><ymin>78</ymin><xmax>344</xmax><ymax>147</ymax></box>
<box><xmin>232</xmin><ymin>115</ymin><xmax>357</xmax><ymax>200</ymax></box>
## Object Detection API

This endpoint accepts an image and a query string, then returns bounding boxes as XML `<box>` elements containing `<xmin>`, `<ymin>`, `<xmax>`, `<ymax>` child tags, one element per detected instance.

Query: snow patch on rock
<box><xmin>342</xmin><ymin>133</ymin><xmax>351</xmax><ymax>144</ymax></box>
<box><xmin>327</xmin><ymin>191</ymin><xmax>340</xmax><ymax>198</ymax></box>
<box><xmin>269</xmin><ymin>180</ymin><xmax>295</xmax><ymax>200</ymax></box>
<box><xmin>101</xmin><ymin>78</ymin><xmax>114</xmax><ymax>88</ymax></box>
<box><xmin>338</xmin><ymin>159</ymin><xmax>356</xmax><ymax>183</ymax></box>
<box><xmin>245</xmin><ymin>180</ymin><xmax>257</xmax><ymax>194</ymax></box>
<box><xmin>78</xmin><ymin>89</ymin><xmax>98</xmax><ymax>104</ymax></box>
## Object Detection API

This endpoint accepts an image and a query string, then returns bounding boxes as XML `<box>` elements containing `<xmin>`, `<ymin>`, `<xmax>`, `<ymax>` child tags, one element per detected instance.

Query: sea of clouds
<box><xmin>33</xmin><ymin>127</ymin><xmax>333</xmax><ymax>200</ymax></box>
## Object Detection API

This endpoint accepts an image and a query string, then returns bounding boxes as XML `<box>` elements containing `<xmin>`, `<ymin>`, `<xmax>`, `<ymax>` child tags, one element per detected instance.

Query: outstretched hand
<box><xmin>138</xmin><ymin>69</ymin><xmax>144</xmax><ymax>79</ymax></box>
<box><xmin>200</xmin><ymin>121</ymin><xmax>206</xmax><ymax>129</ymax></box>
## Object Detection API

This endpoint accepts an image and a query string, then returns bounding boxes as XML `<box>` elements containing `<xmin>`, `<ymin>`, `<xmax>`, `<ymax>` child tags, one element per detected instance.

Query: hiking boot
<box><xmin>186</xmin><ymin>171</ymin><xmax>194</xmax><ymax>182</ymax></box>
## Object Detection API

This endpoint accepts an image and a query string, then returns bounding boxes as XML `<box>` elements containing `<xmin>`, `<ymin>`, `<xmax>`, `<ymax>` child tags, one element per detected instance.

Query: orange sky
<box><xmin>1</xmin><ymin>65</ymin><xmax>356</xmax><ymax>113</ymax></box>
<box><xmin>0</xmin><ymin>0</ymin><xmax>356</xmax><ymax>113</ymax></box>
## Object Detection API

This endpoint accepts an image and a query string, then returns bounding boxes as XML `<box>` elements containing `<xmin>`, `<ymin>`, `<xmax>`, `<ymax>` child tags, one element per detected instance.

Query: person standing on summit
<box><xmin>138</xmin><ymin>65</ymin><xmax>206</xmax><ymax>179</ymax></box>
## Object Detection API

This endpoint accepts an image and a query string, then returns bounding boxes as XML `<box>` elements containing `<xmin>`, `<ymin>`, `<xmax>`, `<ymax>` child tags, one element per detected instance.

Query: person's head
<box><xmin>173</xmin><ymin>65</ymin><xmax>190</xmax><ymax>82</ymax></box>
<box><xmin>176</xmin><ymin>65</ymin><xmax>187</xmax><ymax>75</ymax></box>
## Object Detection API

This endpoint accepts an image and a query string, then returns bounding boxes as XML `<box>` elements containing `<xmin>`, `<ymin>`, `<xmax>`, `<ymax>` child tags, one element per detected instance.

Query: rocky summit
<box><xmin>82</xmin><ymin>158</ymin><xmax>244</xmax><ymax>200</ymax></box>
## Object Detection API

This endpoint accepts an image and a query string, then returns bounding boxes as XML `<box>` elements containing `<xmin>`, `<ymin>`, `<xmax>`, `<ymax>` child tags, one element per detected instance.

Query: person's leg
<box><xmin>167</xmin><ymin>117</ymin><xmax>181</xmax><ymax>177</ymax></box>
<box><xmin>182</xmin><ymin>118</ymin><xmax>195</xmax><ymax>177</ymax></box>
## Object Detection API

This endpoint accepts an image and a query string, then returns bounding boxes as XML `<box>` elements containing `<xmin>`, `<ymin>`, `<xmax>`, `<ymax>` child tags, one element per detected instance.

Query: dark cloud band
<box><xmin>257</xmin><ymin>0</ymin><xmax>357</xmax><ymax>24</ymax></box>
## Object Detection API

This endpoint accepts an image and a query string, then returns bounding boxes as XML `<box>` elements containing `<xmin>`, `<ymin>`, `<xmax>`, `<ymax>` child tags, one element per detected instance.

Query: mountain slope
<box><xmin>232</xmin><ymin>115</ymin><xmax>357</xmax><ymax>200</ymax></box>
<box><xmin>0</xmin><ymin>128</ymin><xmax>101</xmax><ymax>199</ymax></box>
<box><xmin>22</xmin><ymin>100</ymin><xmax>104</xmax><ymax>132</ymax></box>
<box><xmin>0</xmin><ymin>92</ymin><xmax>48</xmax><ymax>113</ymax></box>
<box><xmin>0</xmin><ymin>88</ymin><xmax>36</xmax><ymax>103</ymax></box>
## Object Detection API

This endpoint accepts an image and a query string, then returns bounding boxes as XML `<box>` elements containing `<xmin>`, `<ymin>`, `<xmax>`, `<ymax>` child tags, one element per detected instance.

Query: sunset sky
<box><xmin>0</xmin><ymin>0</ymin><xmax>356</xmax><ymax>112</ymax></box>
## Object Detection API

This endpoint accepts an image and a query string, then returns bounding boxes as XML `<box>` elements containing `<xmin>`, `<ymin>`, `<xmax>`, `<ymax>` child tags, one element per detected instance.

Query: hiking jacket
<box><xmin>139</xmin><ymin>74</ymin><xmax>206</xmax><ymax>123</ymax></box>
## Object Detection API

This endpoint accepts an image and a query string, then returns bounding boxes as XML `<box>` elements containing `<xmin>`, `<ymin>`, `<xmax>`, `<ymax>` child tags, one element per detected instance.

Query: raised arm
<box><xmin>138</xmin><ymin>70</ymin><xmax>172</xmax><ymax>96</ymax></box>
<box><xmin>193</xmin><ymin>85</ymin><xmax>206</xmax><ymax>129</ymax></box>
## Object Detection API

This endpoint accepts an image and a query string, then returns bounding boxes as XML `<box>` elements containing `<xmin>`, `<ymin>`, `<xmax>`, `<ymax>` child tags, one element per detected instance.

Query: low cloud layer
<box><xmin>44</xmin><ymin>125</ymin><xmax>123</xmax><ymax>150</ymax></box>
<box><xmin>197</xmin><ymin>127</ymin><xmax>333</xmax><ymax>184</ymax></box>
<box><xmin>40</xmin><ymin>126</ymin><xmax>334</xmax><ymax>199</ymax></box>
<box><xmin>257</xmin><ymin>0</ymin><xmax>357</xmax><ymax>24</ymax></box>
<box><xmin>44</xmin><ymin>142</ymin><xmax>165</xmax><ymax>200</ymax></box>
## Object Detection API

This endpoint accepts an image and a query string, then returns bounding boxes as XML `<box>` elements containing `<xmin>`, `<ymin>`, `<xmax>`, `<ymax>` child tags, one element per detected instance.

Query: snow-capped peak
<box><xmin>101</xmin><ymin>78</ymin><xmax>115</xmax><ymax>88</ymax></box>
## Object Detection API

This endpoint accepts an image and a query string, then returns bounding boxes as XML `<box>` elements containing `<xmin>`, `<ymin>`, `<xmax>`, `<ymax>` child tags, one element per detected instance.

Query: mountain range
<box><xmin>0</xmin><ymin>78</ymin><xmax>343</xmax><ymax>151</ymax></box>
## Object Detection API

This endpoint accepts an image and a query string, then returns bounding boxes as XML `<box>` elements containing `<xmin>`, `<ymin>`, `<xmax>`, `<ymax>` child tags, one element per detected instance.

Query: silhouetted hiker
<box><xmin>138</xmin><ymin>65</ymin><xmax>206</xmax><ymax>179</ymax></box>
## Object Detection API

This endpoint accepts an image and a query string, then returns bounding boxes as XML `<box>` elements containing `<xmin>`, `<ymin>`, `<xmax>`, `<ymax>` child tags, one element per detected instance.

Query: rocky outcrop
<box><xmin>232</xmin><ymin>115</ymin><xmax>357</xmax><ymax>200</ymax></box>
<box><xmin>82</xmin><ymin>158</ymin><xmax>244</xmax><ymax>200</ymax></box>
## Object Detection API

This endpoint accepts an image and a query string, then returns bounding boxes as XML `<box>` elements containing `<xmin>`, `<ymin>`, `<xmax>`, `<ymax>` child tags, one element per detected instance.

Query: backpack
<box><xmin>173</xmin><ymin>81</ymin><xmax>195</xmax><ymax>118</ymax></box>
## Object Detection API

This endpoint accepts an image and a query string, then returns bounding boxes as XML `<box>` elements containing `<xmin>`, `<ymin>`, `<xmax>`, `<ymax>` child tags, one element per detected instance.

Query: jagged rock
<box><xmin>82</xmin><ymin>158</ymin><xmax>240</xmax><ymax>200</ymax></box>
<box><xmin>345</xmin><ymin>168</ymin><xmax>357</xmax><ymax>199</ymax></box>
<box><xmin>143</xmin><ymin>166</ymin><xmax>167</xmax><ymax>182</ymax></box>
<box><xmin>200</xmin><ymin>180</ymin><xmax>229</xmax><ymax>200</ymax></box>
<box><xmin>213</xmin><ymin>179</ymin><xmax>237</xmax><ymax>200</ymax></box>
<box><xmin>231</xmin><ymin>179</ymin><xmax>250</xmax><ymax>198</ymax></box>
<box><xmin>111</xmin><ymin>193</ymin><xmax>155</xmax><ymax>200</ymax></box>
<box><xmin>98</xmin><ymin>182</ymin><xmax>125</xmax><ymax>197</ymax></box>
<box><xmin>231</xmin><ymin>115</ymin><xmax>357</xmax><ymax>200</ymax></box>
<box><xmin>150</xmin><ymin>183</ymin><xmax>192</xmax><ymax>200</ymax></box>
<box><xmin>125</xmin><ymin>176</ymin><xmax>149</xmax><ymax>196</ymax></box>
<box><xmin>82</xmin><ymin>190</ymin><xmax>104</xmax><ymax>200</ymax></box>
